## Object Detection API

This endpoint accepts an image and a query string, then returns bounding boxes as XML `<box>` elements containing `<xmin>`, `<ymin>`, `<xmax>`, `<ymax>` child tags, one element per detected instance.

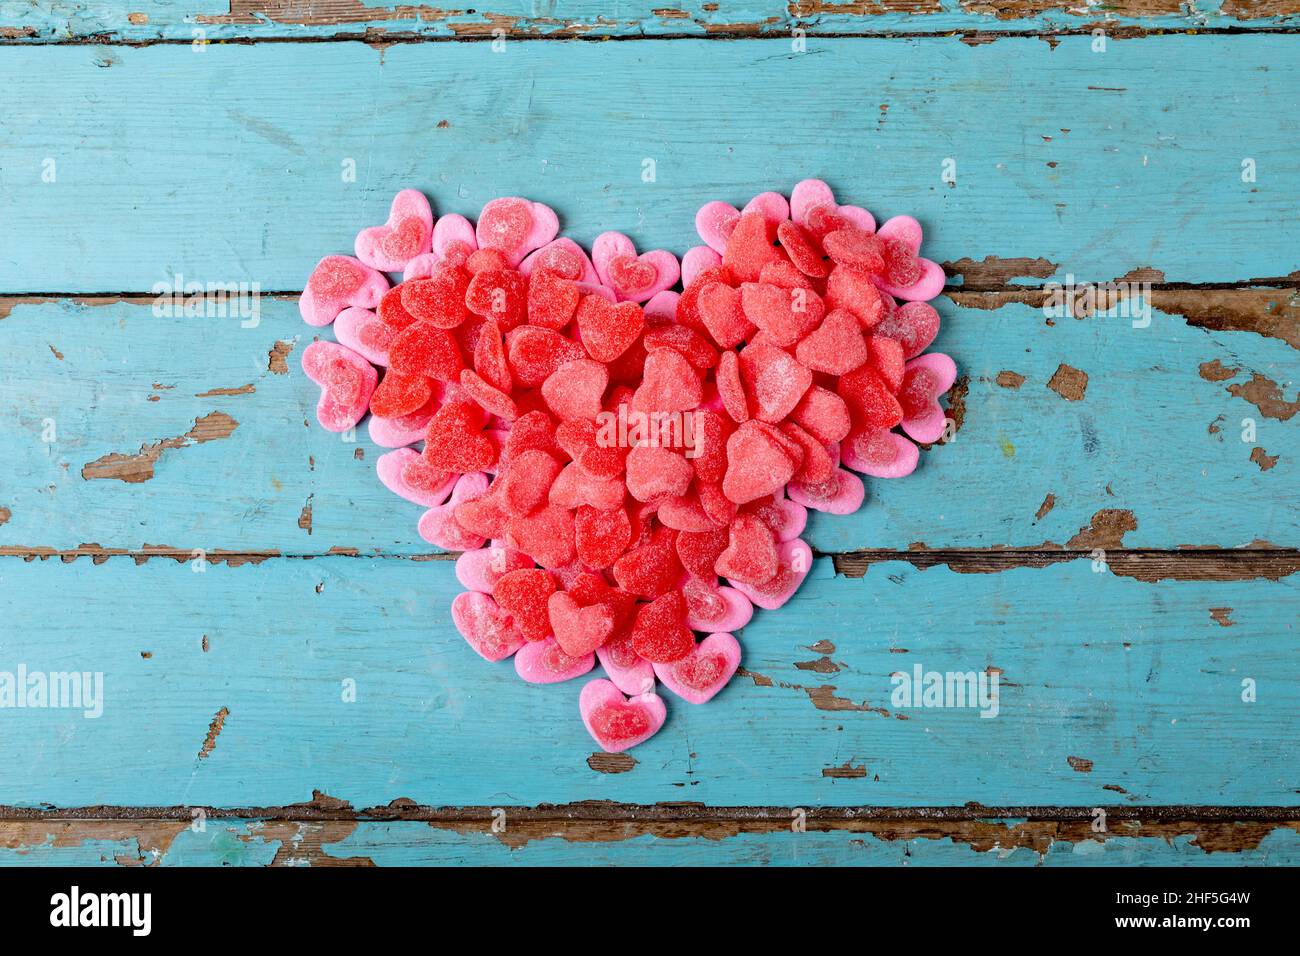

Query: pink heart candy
<box><xmin>300</xmin><ymin>341</ymin><xmax>377</xmax><ymax>432</ymax></box>
<box><xmin>745</xmin><ymin>492</ymin><xmax>808</xmax><ymax>542</ymax></box>
<box><xmin>875</xmin><ymin>300</ymin><xmax>941</xmax><ymax>360</ymax></box>
<box><xmin>683</xmin><ymin>577</ymin><xmax>754</xmax><ymax>633</ymax></box>
<box><xmin>877</xmin><ymin>257</ymin><xmax>946</xmax><ymax>302</ymax></box>
<box><xmin>355</xmin><ymin>188</ymin><xmax>434</xmax><ymax>271</ymax></box>
<box><xmin>419</xmin><ymin>507</ymin><xmax>486</xmax><ymax>550</ymax></box>
<box><xmin>653</xmin><ymin>632</ymin><xmax>741</xmax><ymax>704</ymax></box>
<box><xmin>577</xmin><ymin>281</ymin><xmax>618</xmax><ymax>304</ymax></box>
<box><xmin>643</xmin><ymin>290</ymin><xmax>680</xmax><ymax>326</ymax></box>
<box><xmin>681</xmin><ymin>245</ymin><xmax>722</xmax><ymax>287</ymax></box>
<box><xmin>366</xmin><ymin>384</ymin><xmax>443</xmax><ymax>448</ymax></box>
<box><xmin>787</xmin><ymin>467</ymin><xmax>866</xmax><ymax>515</ymax></box>
<box><xmin>300</xmin><ymin>255</ymin><xmax>388</xmax><ymax>327</ymax></box>
<box><xmin>592</xmin><ymin>232</ymin><xmax>681</xmax><ymax>303</ymax></box>
<box><xmin>694</xmin><ymin>201</ymin><xmax>742</xmax><ymax>255</ymax></box>
<box><xmin>515</xmin><ymin>637</ymin><xmax>596</xmax><ymax>684</ymax></box>
<box><xmin>376</xmin><ymin>447</ymin><xmax>458</xmax><ymax>506</ymax></box>
<box><xmin>419</xmin><ymin>472</ymin><xmax>491</xmax><ymax>550</ymax></box>
<box><xmin>729</xmin><ymin>538</ymin><xmax>813</xmax><ymax>610</ymax></box>
<box><xmin>899</xmin><ymin>352</ymin><xmax>958</xmax><ymax>443</ymax></box>
<box><xmin>876</xmin><ymin>214</ymin><xmax>923</xmax><ymax>254</ymax></box>
<box><xmin>455</xmin><ymin>545</ymin><xmax>534</xmax><ymax>593</ymax></box>
<box><xmin>741</xmin><ymin>191</ymin><xmax>791</xmax><ymax>230</ymax></box>
<box><xmin>451</xmin><ymin>591</ymin><xmax>525</xmax><ymax>662</ymax></box>
<box><xmin>789</xmin><ymin>179</ymin><xmax>876</xmax><ymax>235</ymax></box>
<box><xmin>432</xmin><ymin>213</ymin><xmax>478</xmax><ymax>261</ymax></box>
<box><xmin>841</xmin><ymin>427</ymin><xmax>919</xmax><ymax>478</ymax></box>
<box><xmin>519</xmin><ymin>237</ymin><xmax>599</xmax><ymax>284</ymax></box>
<box><xmin>595</xmin><ymin>635</ymin><xmax>656</xmax><ymax>696</ymax></box>
<box><xmin>333</xmin><ymin>306</ymin><xmax>395</xmax><ymax>365</ymax></box>
<box><xmin>579</xmin><ymin>678</ymin><xmax>667</xmax><ymax>753</ymax></box>
<box><xmin>367</xmin><ymin>407</ymin><xmax>435</xmax><ymax>448</ymax></box>
<box><xmin>475</xmin><ymin>197</ymin><xmax>559</xmax><ymax>267</ymax></box>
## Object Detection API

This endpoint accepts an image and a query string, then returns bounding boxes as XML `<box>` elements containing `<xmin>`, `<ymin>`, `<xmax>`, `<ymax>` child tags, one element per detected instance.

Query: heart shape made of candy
<box><xmin>299</xmin><ymin>181</ymin><xmax>957</xmax><ymax>753</ymax></box>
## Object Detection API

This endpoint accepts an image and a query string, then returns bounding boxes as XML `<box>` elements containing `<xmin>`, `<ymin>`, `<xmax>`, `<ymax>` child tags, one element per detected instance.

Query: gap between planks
<box><xmin>3</xmin><ymin>799</ymin><xmax>1296</xmax><ymax>824</ymax></box>
<box><xmin>7</xmin><ymin>805</ymin><xmax>1297</xmax><ymax>859</ymax></box>
<box><xmin>5</xmin><ymin>28</ymin><xmax>1300</xmax><ymax>49</ymax></box>
<box><xmin>0</xmin><ymin>547</ymin><xmax>1295</xmax><ymax>583</ymax></box>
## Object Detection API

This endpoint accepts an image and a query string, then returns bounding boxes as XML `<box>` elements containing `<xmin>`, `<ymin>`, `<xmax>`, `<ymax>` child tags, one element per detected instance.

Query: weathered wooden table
<box><xmin>1</xmin><ymin>1</ymin><xmax>1296</xmax><ymax>866</ymax></box>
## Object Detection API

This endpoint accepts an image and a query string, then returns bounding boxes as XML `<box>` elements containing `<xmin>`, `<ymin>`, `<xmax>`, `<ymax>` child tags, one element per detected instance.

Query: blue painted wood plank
<box><xmin>2</xmin><ymin>0</ymin><xmax>1296</xmax><ymax>43</ymax></box>
<box><xmin>1</xmin><ymin>293</ymin><xmax>1293</xmax><ymax>553</ymax></box>
<box><xmin>0</xmin><ymin>555</ymin><xmax>1294</xmax><ymax>808</ymax></box>
<box><xmin>4</xmin><ymin>819</ymin><xmax>1298</xmax><ymax>866</ymax></box>
<box><xmin>1</xmin><ymin>37</ymin><xmax>1297</xmax><ymax>292</ymax></box>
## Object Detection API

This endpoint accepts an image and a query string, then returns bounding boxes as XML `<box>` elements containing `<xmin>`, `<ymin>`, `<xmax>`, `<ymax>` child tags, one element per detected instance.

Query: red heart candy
<box><xmin>400</xmin><ymin>267</ymin><xmax>472</xmax><ymax>329</ymax></box>
<box><xmin>776</xmin><ymin>220</ymin><xmax>829</xmax><ymax>278</ymax></box>
<box><xmin>722</xmin><ymin>212</ymin><xmax>782</xmax><ymax>283</ymax></box>
<box><xmin>838</xmin><ymin>364</ymin><xmax>903</xmax><ymax>429</ymax></box>
<box><xmin>527</xmin><ymin>268</ymin><xmax>581</xmax><ymax>331</ymax></box>
<box><xmin>866</xmin><ymin>334</ymin><xmax>905</xmax><ymax>392</ymax></box>
<box><xmin>496</xmin><ymin>449</ymin><xmax>562</xmax><ymax>516</ymax></box>
<box><xmin>823</xmin><ymin>228</ymin><xmax>884</xmax><ymax>274</ymax></box>
<box><xmin>791</xmin><ymin>385</ymin><xmax>852</xmax><ymax>444</ymax></box>
<box><xmin>575</xmin><ymin>294</ymin><xmax>645</xmax><ymax>363</ymax></box>
<box><xmin>739</xmin><ymin>282</ymin><xmax>823</xmax><ymax>348</ymax></box>
<box><xmin>542</xmin><ymin>358</ymin><xmax>609</xmax><ymax>422</ymax></box>
<box><xmin>505</xmin><ymin>504</ymin><xmax>576</xmax><ymax>569</ymax></box>
<box><xmin>611</xmin><ymin>527</ymin><xmax>682</xmax><ymax>599</ymax></box>
<box><xmin>574</xmin><ymin>505</ymin><xmax>632</xmax><ymax>569</ymax></box>
<box><xmin>548</xmin><ymin>591</ymin><xmax>616</xmax><ymax>657</ymax></box>
<box><xmin>630</xmin><ymin>591</ymin><xmax>695</xmax><ymax>663</ymax></box>
<box><xmin>714</xmin><ymin>514</ymin><xmax>779</xmax><ymax>585</ymax></box>
<box><xmin>369</xmin><ymin>370</ymin><xmax>433</xmax><ymax>419</ymax></box>
<box><xmin>633</xmin><ymin>347</ymin><xmax>701</xmax><ymax>414</ymax></box>
<box><xmin>493</xmin><ymin>568</ymin><xmax>558</xmax><ymax>641</ymax></box>
<box><xmin>424</xmin><ymin>401</ymin><xmax>497</xmax><ymax>474</ymax></box>
<box><xmin>737</xmin><ymin>343</ymin><xmax>812</xmax><ymax>424</ymax></box>
<box><xmin>625</xmin><ymin>444</ymin><xmax>693</xmax><ymax>504</ymax></box>
<box><xmin>465</xmin><ymin>269</ymin><xmax>527</xmax><ymax>329</ymax></box>
<box><xmin>389</xmin><ymin>322</ymin><xmax>465</xmax><ymax>381</ymax></box>
<box><xmin>676</xmin><ymin>527</ymin><xmax>729</xmax><ymax>579</ymax></box>
<box><xmin>795</xmin><ymin>308</ymin><xmax>868</xmax><ymax>375</ymax></box>
<box><xmin>696</xmin><ymin>282</ymin><xmax>753</xmax><ymax>350</ymax></box>
<box><xmin>825</xmin><ymin>265</ymin><xmax>886</xmax><ymax>330</ymax></box>
<box><xmin>506</xmin><ymin>327</ymin><xmax>587</xmax><ymax>388</ymax></box>
<box><xmin>722</xmin><ymin>420</ymin><xmax>796</xmax><ymax>504</ymax></box>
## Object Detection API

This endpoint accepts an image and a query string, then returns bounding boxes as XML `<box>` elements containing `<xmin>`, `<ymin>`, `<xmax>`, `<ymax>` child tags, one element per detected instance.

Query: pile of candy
<box><xmin>300</xmin><ymin>181</ymin><xmax>953</xmax><ymax>752</ymax></box>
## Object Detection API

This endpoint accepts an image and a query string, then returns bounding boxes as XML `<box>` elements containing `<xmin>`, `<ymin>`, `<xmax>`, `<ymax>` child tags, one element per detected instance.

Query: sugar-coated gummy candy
<box><xmin>300</xmin><ymin>341</ymin><xmax>378</xmax><ymax>432</ymax></box>
<box><xmin>515</xmin><ymin>637</ymin><xmax>596</xmax><ymax>684</ymax></box>
<box><xmin>303</xmin><ymin>183</ymin><xmax>953</xmax><ymax>754</ymax></box>
<box><xmin>301</xmin><ymin>255</ymin><xmax>388</xmax><ymax>327</ymax></box>
<box><xmin>630</xmin><ymin>591</ymin><xmax>695</xmax><ymax>663</ymax></box>
<box><xmin>653</xmin><ymin>631</ymin><xmax>741</xmax><ymax>704</ymax></box>
<box><xmin>355</xmin><ymin>189</ymin><xmax>434</xmax><ymax>272</ymax></box>
<box><xmin>493</xmin><ymin>568</ymin><xmax>558</xmax><ymax>641</ymax></box>
<box><xmin>579</xmin><ymin>679</ymin><xmax>667</xmax><ymax>753</ymax></box>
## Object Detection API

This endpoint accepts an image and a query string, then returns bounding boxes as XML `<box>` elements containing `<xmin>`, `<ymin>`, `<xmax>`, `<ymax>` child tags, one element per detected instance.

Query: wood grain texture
<box><xmin>1</xmin><ymin>37</ymin><xmax>1298</xmax><ymax>292</ymax></box>
<box><xmin>2</xmin><ymin>23</ymin><xmax>1296</xmax><ymax>866</ymax></box>
<box><xmin>2</xmin><ymin>290</ymin><xmax>1293</xmax><ymax>553</ymax></box>
<box><xmin>2</xmin><ymin>0</ymin><xmax>1297</xmax><ymax>43</ymax></box>
<box><xmin>0</xmin><ymin>554</ymin><xmax>1294</xmax><ymax>809</ymax></box>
